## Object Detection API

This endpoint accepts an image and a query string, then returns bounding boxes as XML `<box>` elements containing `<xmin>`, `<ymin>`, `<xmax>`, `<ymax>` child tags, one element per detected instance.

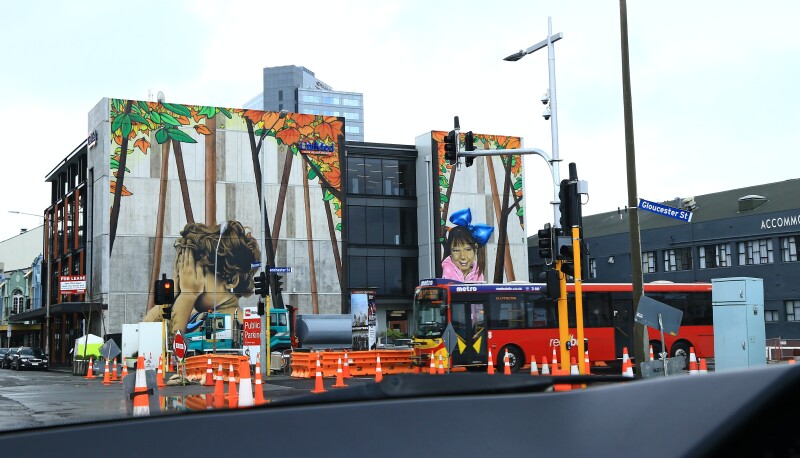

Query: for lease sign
<box><xmin>60</xmin><ymin>275</ymin><xmax>87</xmax><ymax>294</ymax></box>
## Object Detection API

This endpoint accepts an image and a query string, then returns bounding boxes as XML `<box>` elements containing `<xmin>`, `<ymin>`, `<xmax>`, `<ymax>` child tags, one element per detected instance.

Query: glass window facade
<box><xmin>699</xmin><ymin>243</ymin><xmax>731</xmax><ymax>269</ymax></box>
<box><xmin>738</xmin><ymin>239</ymin><xmax>774</xmax><ymax>265</ymax></box>
<box><xmin>642</xmin><ymin>251</ymin><xmax>657</xmax><ymax>273</ymax></box>
<box><xmin>347</xmin><ymin>157</ymin><xmax>415</xmax><ymax>197</ymax></box>
<box><xmin>663</xmin><ymin>248</ymin><xmax>692</xmax><ymax>272</ymax></box>
<box><xmin>780</xmin><ymin>236</ymin><xmax>798</xmax><ymax>262</ymax></box>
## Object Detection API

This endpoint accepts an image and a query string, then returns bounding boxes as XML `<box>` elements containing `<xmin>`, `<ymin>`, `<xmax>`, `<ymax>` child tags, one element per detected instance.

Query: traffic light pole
<box><xmin>572</xmin><ymin>225</ymin><xmax>585</xmax><ymax>374</ymax></box>
<box><xmin>556</xmin><ymin>259</ymin><xmax>569</xmax><ymax>371</ymax></box>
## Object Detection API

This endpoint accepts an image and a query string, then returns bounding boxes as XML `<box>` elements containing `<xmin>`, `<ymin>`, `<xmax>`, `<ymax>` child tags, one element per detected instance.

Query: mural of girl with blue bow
<box><xmin>441</xmin><ymin>208</ymin><xmax>495</xmax><ymax>282</ymax></box>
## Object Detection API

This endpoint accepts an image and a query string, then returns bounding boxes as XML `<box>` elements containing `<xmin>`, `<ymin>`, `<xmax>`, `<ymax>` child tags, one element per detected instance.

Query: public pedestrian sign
<box><xmin>638</xmin><ymin>198</ymin><xmax>693</xmax><ymax>222</ymax></box>
<box><xmin>251</xmin><ymin>261</ymin><xmax>262</xmax><ymax>269</ymax></box>
<box><xmin>269</xmin><ymin>267</ymin><xmax>292</xmax><ymax>273</ymax></box>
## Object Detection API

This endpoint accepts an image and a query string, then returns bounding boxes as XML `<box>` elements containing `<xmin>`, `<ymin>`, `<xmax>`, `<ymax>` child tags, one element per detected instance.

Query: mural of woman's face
<box><xmin>450</xmin><ymin>241</ymin><xmax>477</xmax><ymax>276</ymax></box>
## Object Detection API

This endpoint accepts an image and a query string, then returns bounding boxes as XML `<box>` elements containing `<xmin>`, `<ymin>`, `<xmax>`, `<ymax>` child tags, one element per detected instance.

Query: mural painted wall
<box><xmin>429</xmin><ymin>131</ymin><xmax>526</xmax><ymax>283</ymax></box>
<box><xmin>101</xmin><ymin>99</ymin><xmax>345</xmax><ymax>335</ymax></box>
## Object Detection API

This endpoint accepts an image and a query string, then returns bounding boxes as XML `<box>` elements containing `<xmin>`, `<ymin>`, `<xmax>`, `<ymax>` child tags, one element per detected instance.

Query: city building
<box><xmin>245</xmin><ymin>65</ymin><xmax>365</xmax><ymax>141</ymax></box>
<box><xmin>3</xmin><ymin>97</ymin><xmax>527</xmax><ymax>363</ymax></box>
<box><xmin>528</xmin><ymin>179</ymin><xmax>800</xmax><ymax>339</ymax></box>
<box><xmin>0</xmin><ymin>227</ymin><xmax>44</xmax><ymax>347</ymax></box>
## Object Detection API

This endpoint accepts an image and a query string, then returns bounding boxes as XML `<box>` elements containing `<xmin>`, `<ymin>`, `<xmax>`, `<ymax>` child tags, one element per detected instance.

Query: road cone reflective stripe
<box><xmin>375</xmin><ymin>355</ymin><xmax>383</xmax><ymax>383</ymax></box>
<box><xmin>649</xmin><ymin>345</ymin><xmax>655</xmax><ymax>361</ymax></box>
<box><xmin>132</xmin><ymin>355</ymin><xmax>150</xmax><ymax>417</ymax></box>
<box><xmin>213</xmin><ymin>364</ymin><xmax>225</xmax><ymax>409</ymax></box>
<box><xmin>85</xmin><ymin>357</ymin><xmax>95</xmax><ymax>379</ymax></box>
<box><xmin>622</xmin><ymin>358</ymin><xmax>634</xmax><ymax>378</ymax></box>
<box><xmin>120</xmin><ymin>358</ymin><xmax>128</xmax><ymax>384</ymax></box>
<box><xmin>311</xmin><ymin>352</ymin><xmax>326</xmax><ymax>393</ymax></box>
<box><xmin>227</xmin><ymin>364</ymin><xmax>239</xmax><ymax>408</ymax></box>
<box><xmin>584</xmin><ymin>349</ymin><xmax>591</xmax><ymax>375</ymax></box>
<box><xmin>102</xmin><ymin>358</ymin><xmax>111</xmax><ymax>385</ymax></box>
<box><xmin>343</xmin><ymin>352</ymin><xmax>351</xmax><ymax>378</ymax></box>
<box><xmin>503</xmin><ymin>349</ymin><xmax>511</xmax><ymax>375</ymax></box>
<box><xmin>156</xmin><ymin>355</ymin><xmax>164</xmax><ymax>388</ymax></box>
<box><xmin>689</xmin><ymin>347</ymin><xmax>699</xmax><ymax>375</ymax></box>
<box><xmin>254</xmin><ymin>357</ymin><xmax>267</xmax><ymax>405</ymax></box>
<box><xmin>238</xmin><ymin>361</ymin><xmax>254</xmax><ymax>408</ymax></box>
<box><xmin>429</xmin><ymin>352</ymin><xmax>437</xmax><ymax>375</ymax></box>
<box><xmin>111</xmin><ymin>358</ymin><xmax>119</xmax><ymax>381</ymax></box>
<box><xmin>204</xmin><ymin>358</ymin><xmax>214</xmax><ymax>386</ymax></box>
<box><xmin>437</xmin><ymin>355</ymin><xmax>445</xmax><ymax>375</ymax></box>
<box><xmin>333</xmin><ymin>358</ymin><xmax>348</xmax><ymax>388</ymax></box>
<box><xmin>530</xmin><ymin>355</ymin><xmax>539</xmax><ymax>376</ymax></box>
<box><xmin>699</xmin><ymin>358</ymin><xmax>708</xmax><ymax>374</ymax></box>
<box><xmin>552</xmin><ymin>347</ymin><xmax>558</xmax><ymax>369</ymax></box>
<box><xmin>541</xmin><ymin>356</ymin><xmax>550</xmax><ymax>376</ymax></box>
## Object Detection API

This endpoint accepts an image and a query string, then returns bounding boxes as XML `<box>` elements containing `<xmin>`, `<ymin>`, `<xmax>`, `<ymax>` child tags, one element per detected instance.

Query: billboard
<box><xmin>102</xmin><ymin>99</ymin><xmax>345</xmax><ymax>336</ymax></box>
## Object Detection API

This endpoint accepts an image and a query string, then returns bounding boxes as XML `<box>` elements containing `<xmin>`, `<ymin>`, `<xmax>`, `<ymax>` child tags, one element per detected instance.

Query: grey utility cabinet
<box><xmin>712</xmin><ymin>277</ymin><xmax>766</xmax><ymax>372</ymax></box>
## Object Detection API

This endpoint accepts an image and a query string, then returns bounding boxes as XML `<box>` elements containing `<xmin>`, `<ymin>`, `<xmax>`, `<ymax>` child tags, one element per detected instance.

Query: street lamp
<box><xmin>212</xmin><ymin>221</ymin><xmax>229</xmax><ymax>354</ymax></box>
<box><xmin>259</xmin><ymin>109</ymin><xmax>288</xmax><ymax>379</ymax></box>
<box><xmin>503</xmin><ymin>16</ymin><xmax>564</xmax><ymax>230</ymax></box>
<box><xmin>8</xmin><ymin>210</ymin><xmax>46</xmax><ymax>353</ymax></box>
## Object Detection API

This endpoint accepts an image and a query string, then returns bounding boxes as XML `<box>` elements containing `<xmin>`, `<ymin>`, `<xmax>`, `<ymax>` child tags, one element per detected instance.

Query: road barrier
<box><xmin>290</xmin><ymin>350</ymin><xmax>415</xmax><ymax>378</ymax></box>
<box><xmin>185</xmin><ymin>354</ymin><xmax>249</xmax><ymax>383</ymax></box>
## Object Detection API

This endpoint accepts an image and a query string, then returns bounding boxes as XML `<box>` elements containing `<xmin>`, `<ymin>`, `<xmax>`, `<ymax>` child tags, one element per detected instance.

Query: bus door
<box><xmin>450</xmin><ymin>301</ymin><xmax>487</xmax><ymax>366</ymax></box>
<box><xmin>611</xmin><ymin>293</ymin><xmax>633</xmax><ymax>359</ymax></box>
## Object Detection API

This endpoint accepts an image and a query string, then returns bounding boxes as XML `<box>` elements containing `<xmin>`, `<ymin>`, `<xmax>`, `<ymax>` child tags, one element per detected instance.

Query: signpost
<box><xmin>635</xmin><ymin>296</ymin><xmax>685</xmax><ymax>377</ymax></box>
<box><xmin>173</xmin><ymin>331</ymin><xmax>186</xmax><ymax>384</ymax></box>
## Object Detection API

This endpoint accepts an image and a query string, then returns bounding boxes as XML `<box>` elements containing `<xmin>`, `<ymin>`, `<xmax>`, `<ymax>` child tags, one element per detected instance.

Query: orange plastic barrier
<box><xmin>290</xmin><ymin>350</ymin><xmax>415</xmax><ymax>378</ymax></box>
<box><xmin>185</xmin><ymin>355</ymin><xmax>249</xmax><ymax>383</ymax></box>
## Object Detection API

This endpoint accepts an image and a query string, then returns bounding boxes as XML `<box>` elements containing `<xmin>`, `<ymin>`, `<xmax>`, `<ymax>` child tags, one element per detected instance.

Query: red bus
<box><xmin>410</xmin><ymin>278</ymin><xmax>713</xmax><ymax>372</ymax></box>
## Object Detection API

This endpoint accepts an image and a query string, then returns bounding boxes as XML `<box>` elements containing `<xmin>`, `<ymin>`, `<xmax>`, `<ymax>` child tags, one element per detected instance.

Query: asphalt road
<box><xmin>0</xmin><ymin>366</ymin><xmax>377</xmax><ymax>433</ymax></box>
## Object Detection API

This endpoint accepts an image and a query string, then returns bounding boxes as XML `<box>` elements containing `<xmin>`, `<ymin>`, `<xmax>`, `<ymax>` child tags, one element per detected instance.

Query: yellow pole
<box><xmin>573</xmin><ymin>226</ymin><xmax>586</xmax><ymax>374</ymax></box>
<box><xmin>162</xmin><ymin>307</ymin><xmax>167</xmax><ymax>375</ymax></box>
<box><xmin>556</xmin><ymin>259</ymin><xmax>569</xmax><ymax>372</ymax></box>
<box><xmin>266</xmin><ymin>295</ymin><xmax>272</xmax><ymax>375</ymax></box>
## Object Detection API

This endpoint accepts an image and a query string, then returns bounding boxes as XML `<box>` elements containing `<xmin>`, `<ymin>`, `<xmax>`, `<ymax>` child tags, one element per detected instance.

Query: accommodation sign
<box><xmin>638</xmin><ymin>199</ymin><xmax>693</xmax><ymax>222</ymax></box>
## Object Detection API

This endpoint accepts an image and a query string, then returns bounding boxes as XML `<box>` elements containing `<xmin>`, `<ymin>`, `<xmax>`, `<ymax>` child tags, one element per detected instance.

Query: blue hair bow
<box><xmin>449</xmin><ymin>208</ymin><xmax>494</xmax><ymax>247</ymax></box>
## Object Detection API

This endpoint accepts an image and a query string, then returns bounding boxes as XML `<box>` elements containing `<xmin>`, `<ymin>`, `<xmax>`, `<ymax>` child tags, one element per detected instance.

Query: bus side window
<box><xmin>528</xmin><ymin>299</ymin><xmax>557</xmax><ymax>328</ymax></box>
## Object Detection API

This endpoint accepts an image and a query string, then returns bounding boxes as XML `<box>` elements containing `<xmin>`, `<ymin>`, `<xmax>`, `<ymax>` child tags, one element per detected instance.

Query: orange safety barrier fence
<box><xmin>290</xmin><ymin>350</ymin><xmax>415</xmax><ymax>378</ymax></box>
<box><xmin>184</xmin><ymin>355</ymin><xmax>249</xmax><ymax>383</ymax></box>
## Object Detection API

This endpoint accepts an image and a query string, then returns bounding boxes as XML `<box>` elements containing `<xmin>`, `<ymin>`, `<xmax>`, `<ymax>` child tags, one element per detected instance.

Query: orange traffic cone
<box><xmin>584</xmin><ymin>349</ymin><xmax>591</xmax><ymax>375</ymax></box>
<box><xmin>213</xmin><ymin>364</ymin><xmax>225</xmax><ymax>409</ymax></box>
<box><xmin>156</xmin><ymin>355</ymin><xmax>165</xmax><ymax>388</ymax></box>
<box><xmin>649</xmin><ymin>345</ymin><xmax>655</xmax><ymax>361</ymax></box>
<box><xmin>789</xmin><ymin>358</ymin><xmax>797</xmax><ymax>364</ymax></box>
<box><xmin>102</xmin><ymin>358</ymin><xmax>111</xmax><ymax>385</ymax></box>
<box><xmin>622</xmin><ymin>358</ymin><xmax>634</xmax><ymax>378</ymax></box>
<box><xmin>204</xmin><ymin>357</ymin><xmax>214</xmax><ymax>386</ymax></box>
<box><xmin>699</xmin><ymin>358</ymin><xmax>708</xmax><ymax>374</ymax></box>
<box><xmin>85</xmin><ymin>356</ymin><xmax>95</xmax><ymax>379</ymax></box>
<box><xmin>375</xmin><ymin>355</ymin><xmax>383</xmax><ymax>383</ymax></box>
<box><xmin>333</xmin><ymin>358</ymin><xmax>348</xmax><ymax>388</ymax></box>
<box><xmin>622</xmin><ymin>347</ymin><xmax>630</xmax><ymax>365</ymax></box>
<box><xmin>111</xmin><ymin>358</ymin><xmax>119</xmax><ymax>381</ymax></box>
<box><xmin>553</xmin><ymin>360</ymin><xmax>572</xmax><ymax>392</ymax></box>
<box><xmin>311</xmin><ymin>352</ymin><xmax>326</xmax><ymax>393</ymax></box>
<box><xmin>429</xmin><ymin>352</ymin><xmax>437</xmax><ymax>375</ymax></box>
<box><xmin>541</xmin><ymin>356</ymin><xmax>550</xmax><ymax>375</ymax></box>
<box><xmin>227</xmin><ymin>364</ymin><xmax>239</xmax><ymax>408</ymax></box>
<box><xmin>238</xmin><ymin>361</ymin><xmax>254</xmax><ymax>408</ymax></box>
<box><xmin>570</xmin><ymin>357</ymin><xmax>579</xmax><ymax>375</ymax></box>
<box><xmin>437</xmin><ymin>354</ymin><xmax>445</xmax><ymax>375</ymax></box>
<box><xmin>487</xmin><ymin>349</ymin><xmax>495</xmax><ymax>375</ymax></box>
<box><xmin>132</xmin><ymin>355</ymin><xmax>150</xmax><ymax>417</ymax></box>
<box><xmin>120</xmin><ymin>358</ymin><xmax>128</xmax><ymax>384</ymax></box>
<box><xmin>503</xmin><ymin>349</ymin><xmax>511</xmax><ymax>375</ymax></box>
<box><xmin>343</xmin><ymin>352</ymin><xmax>351</xmax><ymax>378</ymax></box>
<box><xmin>552</xmin><ymin>347</ymin><xmax>558</xmax><ymax>369</ymax></box>
<box><xmin>689</xmin><ymin>347</ymin><xmax>699</xmax><ymax>375</ymax></box>
<box><xmin>254</xmin><ymin>356</ymin><xmax>267</xmax><ymax>405</ymax></box>
<box><xmin>530</xmin><ymin>355</ymin><xmax>539</xmax><ymax>376</ymax></box>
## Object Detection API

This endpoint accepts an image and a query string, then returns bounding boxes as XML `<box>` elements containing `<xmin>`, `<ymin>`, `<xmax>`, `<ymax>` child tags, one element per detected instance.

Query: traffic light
<box><xmin>272</xmin><ymin>273</ymin><xmax>284</xmax><ymax>293</ymax></box>
<box><xmin>463</xmin><ymin>131</ymin><xmax>475</xmax><ymax>167</ymax></box>
<box><xmin>257</xmin><ymin>300</ymin><xmax>265</xmax><ymax>316</ymax></box>
<box><xmin>537</xmin><ymin>223</ymin><xmax>554</xmax><ymax>261</ymax></box>
<box><xmin>254</xmin><ymin>271</ymin><xmax>268</xmax><ymax>298</ymax></box>
<box><xmin>545</xmin><ymin>269</ymin><xmax>560</xmax><ymax>301</ymax></box>
<box><xmin>154</xmin><ymin>278</ymin><xmax>175</xmax><ymax>305</ymax></box>
<box><xmin>162</xmin><ymin>304</ymin><xmax>172</xmax><ymax>320</ymax></box>
<box><xmin>443</xmin><ymin>130</ymin><xmax>458</xmax><ymax>165</ymax></box>
<box><xmin>558</xmin><ymin>179</ymin><xmax>573</xmax><ymax>230</ymax></box>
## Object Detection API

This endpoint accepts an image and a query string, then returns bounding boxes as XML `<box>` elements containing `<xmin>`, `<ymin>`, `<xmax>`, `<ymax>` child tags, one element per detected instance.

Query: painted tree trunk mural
<box><xmin>146</xmin><ymin>140</ymin><xmax>171</xmax><ymax>312</ymax></box>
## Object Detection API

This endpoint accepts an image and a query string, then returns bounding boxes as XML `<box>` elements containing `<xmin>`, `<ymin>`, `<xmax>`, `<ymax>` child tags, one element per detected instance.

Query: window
<box><xmin>699</xmin><ymin>244</ymin><xmax>731</xmax><ymax>269</ymax></box>
<box><xmin>765</xmin><ymin>310</ymin><xmax>779</xmax><ymax>322</ymax></box>
<box><xmin>347</xmin><ymin>157</ymin><xmax>416</xmax><ymax>197</ymax></box>
<box><xmin>347</xmin><ymin>157</ymin><xmax>365</xmax><ymax>194</ymax></box>
<box><xmin>786</xmin><ymin>300</ymin><xmax>800</xmax><ymax>322</ymax></box>
<box><xmin>588</xmin><ymin>258</ymin><xmax>597</xmax><ymax>279</ymax></box>
<box><xmin>738</xmin><ymin>239</ymin><xmax>773</xmax><ymax>265</ymax></box>
<box><xmin>278</xmin><ymin>90</ymin><xmax>283</xmax><ymax>101</ymax></box>
<box><xmin>12</xmin><ymin>292</ymin><xmax>24</xmax><ymax>314</ymax></box>
<box><xmin>663</xmin><ymin>248</ymin><xmax>692</xmax><ymax>271</ymax></box>
<box><xmin>348</xmin><ymin>256</ymin><xmax>417</xmax><ymax>296</ymax></box>
<box><xmin>489</xmin><ymin>296</ymin><xmax>526</xmax><ymax>329</ymax></box>
<box><xmin>642</xmin><ymin>251</ymin><xmax>657</xmax><ymax>273</ymax></box>
<box><xmin>780</xmin><ymin>236</ymin><xmax>798</xmax><ymax>262</ymax></box>
<box><xmin>342</xmin><ymin>98</ymin><xmax>360</xmax><ymax>107</ymax></box>
<box><xmin>347</xmin><ymin>206</ymin><xmax>417</xmax><ymax>246</ymax></box>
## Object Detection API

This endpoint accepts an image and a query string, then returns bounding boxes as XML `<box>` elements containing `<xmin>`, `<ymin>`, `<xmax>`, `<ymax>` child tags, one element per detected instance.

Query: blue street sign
<box><xmin>251</xmin><ymin>261</ymin><xmax>262</xmax><ymax>269</ymax></box>
<box><xmin>270</xmin><ymin>267</ymin><xmax>292</xmax><ymax>273</ymax></box>
<box><xmin>638</xmin><ymin>199</ymin><xmax>693</xmax><ymax>222</ymax></box>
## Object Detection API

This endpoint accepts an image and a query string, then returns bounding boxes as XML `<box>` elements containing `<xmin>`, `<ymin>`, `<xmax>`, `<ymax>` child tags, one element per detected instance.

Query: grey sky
<box><xmin>1</xmin><ymin>0</ymin><xmax>798</xmax><ymax>242</ymax></box>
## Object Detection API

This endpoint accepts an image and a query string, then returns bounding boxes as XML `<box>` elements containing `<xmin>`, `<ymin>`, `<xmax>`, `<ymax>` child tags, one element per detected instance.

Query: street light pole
<box><xmin>213</xmin><ymin>221</ymin><xmax>229</xmax><ymax>354</ymax></box>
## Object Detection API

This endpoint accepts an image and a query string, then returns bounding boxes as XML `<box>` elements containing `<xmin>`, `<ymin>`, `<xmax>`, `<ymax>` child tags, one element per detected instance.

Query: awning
<box><xmin>8</xmin><ymin>301</ymin><xmax>107</xmax><ymax>323</ymax></box>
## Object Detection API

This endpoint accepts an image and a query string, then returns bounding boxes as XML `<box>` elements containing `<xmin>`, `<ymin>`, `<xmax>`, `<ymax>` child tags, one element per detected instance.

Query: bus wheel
<box><xmin>670</xmin><ymin>340</ymin><xmax>692</xmax><ymax>370</ymax></box>
<box><xmin>499</xmin><ymin>346</ymin><xmax>523</xmax><ymax>373</ymax></box>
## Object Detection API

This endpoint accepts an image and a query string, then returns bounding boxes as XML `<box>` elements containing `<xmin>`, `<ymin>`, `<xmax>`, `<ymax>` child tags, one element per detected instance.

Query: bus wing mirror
<box><xmin>440</xmin><ymin>306</ymin><xmax>448</xmax><ymax>317</ymax></box>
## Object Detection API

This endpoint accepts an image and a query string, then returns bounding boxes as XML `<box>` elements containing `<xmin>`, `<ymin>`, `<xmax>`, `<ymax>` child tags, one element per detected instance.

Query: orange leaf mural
<box><xmin>314</xmin><ymin>118</ymin><xmax>343</xmax><ymax>141</ymax></box>
<box><xmin>110</xmin><ymin>181</ymin><xmax>132</xmax><ymax>196</ymax></box>
<box><xmin>194</xmin><ymin>124</ymin><xmax>213</xmax><ymax>135</ymax></box>
<box><xmin>134</xmin><ymin>137</ymin><xmax>150</xmax><ymax>154</ymax></box>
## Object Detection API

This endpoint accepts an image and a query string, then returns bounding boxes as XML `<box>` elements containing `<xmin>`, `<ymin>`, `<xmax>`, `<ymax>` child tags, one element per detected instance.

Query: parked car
<box><xmin>1</xmin><ymin>347</ymin><xmax>19</xmax><ymax>369</ymax></box>
<box><xmin>0</xmin><ymin>348</ymin><xmax>9</xmax><ymax>368</ymax></box>
<box><xmin>9</xmin><ymin>347</ymin><xmax>48</xmax><ymax>371</ymax></box>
